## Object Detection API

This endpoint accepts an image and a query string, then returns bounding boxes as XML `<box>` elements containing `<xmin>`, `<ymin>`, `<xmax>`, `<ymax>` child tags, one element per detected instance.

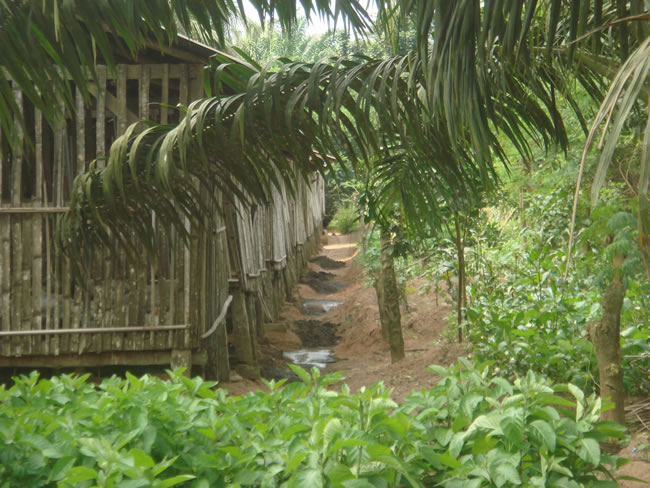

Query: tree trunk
<box><xmin>590</xmin><ymin>255</ymin><xmax>626</xmax><ymax>424</ymax></box>
<box><xmin>379</xmin><ymin>229</ymin><xmax>404</xmax><ymax>362</ymax></box>
<box><xmin>454</xmin><ymin>215</ymin><xmax>467</xmax><ymax>343</ymax></box>
<box><xmin>373</xmin><ymin>273</ymin><xmax>390</xmax><ymax>341</ymax></box>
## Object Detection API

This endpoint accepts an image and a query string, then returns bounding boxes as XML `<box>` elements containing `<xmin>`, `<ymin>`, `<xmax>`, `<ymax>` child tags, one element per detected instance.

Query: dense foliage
<box><xmin>375</xmin><ymin>160</ymin><xmax>650</xmax><ymax>396</ymax></box>
<box><xmin>0</xmin><ymin>363</ymin><xmax>632</xmax><ymax>488</ymax></box>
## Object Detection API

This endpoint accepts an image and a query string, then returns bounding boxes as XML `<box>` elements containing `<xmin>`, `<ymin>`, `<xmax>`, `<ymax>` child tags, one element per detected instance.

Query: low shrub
<box><xmin>0</xmin><ymin>362</ymin><xmax>630</xmax><ymax>487</ymax></box>
<box><xmin>329</xmin><ymin>204</ymin><xmax>359</xmax><ymax>234</ymax></box>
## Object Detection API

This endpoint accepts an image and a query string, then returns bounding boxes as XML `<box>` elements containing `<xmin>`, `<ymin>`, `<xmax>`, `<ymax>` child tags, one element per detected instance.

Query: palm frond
<box><xmin>0</xmin><ymin>0</ymin><xmax>372</xmax><ymax>147</ymax></box>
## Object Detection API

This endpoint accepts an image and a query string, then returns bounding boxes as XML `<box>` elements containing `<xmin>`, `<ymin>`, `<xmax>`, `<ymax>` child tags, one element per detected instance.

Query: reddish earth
<box><xmin>221</xmin><ymin>232</ymin><xmax>650</xmax><ymax>485</ymax></box>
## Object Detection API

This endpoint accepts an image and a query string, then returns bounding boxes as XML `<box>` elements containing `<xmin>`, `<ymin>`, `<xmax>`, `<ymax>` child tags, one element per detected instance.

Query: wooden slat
<box><xmin>0</xmin><ymin>324</ymin><xmax>189</xmax><ymax>336</ymax></box>
<box><xmin>96</xmin><ymin>65</ymin><xmax>106</xmax><ymax>164</ymax></box>
<box><xmin>43</xmin><ymin>216</ymin><xmax>51</xmax><ymax>355</ymax></box>
<box><xmin>0</xmin><ymin>122</ymin><xmax>3</xmax><ymax>202</ymax></box>
<box><xmin>117</xmin><ymin>64</ymin><xmax>128</xmax><ymax>135</ymax></box>
<box><xmin>0</xmin><ymin>112</ymin><xmax>7</xmax><ymax>355</ymax></box>
<box><xmin>70</xmin><ymin>86</ymin><xmax>87</xmax><ymax>354</ymax></box>
<box><xmin>114</xmin><ymin>258</ymin><xmax>126</xmax><ymax>351</ymax></box>
<box><xmin>52</xmin><ymin>230</ymin><xmax>60</xmax><ymax>356</ymax></box>
<box><xmin>102</xmin><ymin>256</ymin><xmax>114</xmax><ymax>351</ymax></box>
<box><xmin>60</xmin><ymin>259</ymin><xmax>72</xmax><ymax>353</ymax></box>
<box><xmin>32</xmin><ymin>110</ymin><xmax>44</xmax><ymax>351</ymax></box>
<box><xmin>22</xmin><ymin>211</ymin><xmax>33</xmax><ymax>353</ymax></box>
<box><xmin>11</xmin><ymin>87</ymin><xmax>24</xmax><ymax>355</ymax></box>
<box><xmin>0</xmin><ymin>350</ymin><xmax>207</xmax><ymax>368</ymax></box>
<box><xmin>0</xmin><ymin>215</ymin><xmax>10</xmax><ymax>355</ymax></box>
<box><xmin>161</xmin><ymin>64</ymin><xmax>169</xmax><ymax>124</ymax></box>
<box><xmin>136</xmin><ymin>65</ymin><xmax>150</xmax><ymax>348</ymax></box>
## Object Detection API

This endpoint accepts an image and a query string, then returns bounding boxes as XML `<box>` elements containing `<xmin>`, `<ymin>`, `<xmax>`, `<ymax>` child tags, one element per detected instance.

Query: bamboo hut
<box><xmin>0</xmin><ymin>36</ymin><xmax>325</xmax><ymax>380</ymax></box>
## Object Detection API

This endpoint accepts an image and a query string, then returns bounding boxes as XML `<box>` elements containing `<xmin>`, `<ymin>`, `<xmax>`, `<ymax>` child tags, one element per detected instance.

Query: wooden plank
<box><xmin>175</xmin><ymin>230</ymin><xmax>185</xmax><ymax>347</ymax></box>
<box><xmin>70</xmin><ymin>86</ymin><xmax>87</xmax><ymax>354</ymax></box>
<box><xmin>11</xmin><ymin>87</ymin><xmax>24</xmax><ymax>356</ymax></box>
<box><xmin>95</xmin><ymin>65</ymin><xmax>106</xmax><ymax>164</ymax></box>
<box><xmin>0</xmin><ymin>122</ymin><xmax>3</xmax><ymax>203</ymax></box>
<box><xmin>102</xmin><ymin>255</ymin><xmax>114</xmax><ymax>351</ymax></box>
<box><xmin>127</xmin><ymin>262</ymin><xmax>137</xmax><ymax>351</ymax></box>
<box><xmin>114</xmin><ymin>258</ymin><xmax>126</xmax><ymax>351</ymax></box>
<box><xmin>32</xmin><ymin>110</ymin><xmax>44</xmax><ymax>349</ymax></box>
<box><xmin>51</xmin><ymin>231</ymin><xmax>60</xmax><ymax>356</ymax></box>
<box><xmin>72</xmin><ymin>281</ymin><xmax>83</xmax><ymax>353</ymax></box>
<box><xmin>0</xmin><ymin>112</ymin><xmax>8</xmax><ymax>354</ymax></box>
<box><xmin>0</xmin><ymin>207</ymin><xmax>68</xmax><ymax>214</ymax></box>
<box><xmin>0</xmin><ymin>215</ymin><xmax>10</xmax><ymax>356</ymax></box>
<box><xmin>117</xmin><ymin>64</ymin><xmax>128</xmax><ymax>135</ymax></box>
<box><xmin>43</xmin><ymin>214</ymin><xmax>52</xmax><ymax>355</ymax></box>
<box><xmin>0</xmin><ymin>324</ymin><xmax>188</xmax><ymax>336</ymax></box>
<box><xmin>0</xmin><ymin>350</ymin><xmax>208</xmax><ymax>368</ymax></box>
<box><xmin>21</xmin><ymin>210</ymin><xmax>33</xmax><ymax>354</ymax></box>
<box><xmin>60</xmin><ymin>259</ymin><xmax>72</xmax><ymax>353</ymax></box>
<box><xmin>135</xmin><ymin>65</ymin><xmax>149</xmax><ymax>348</ymax></box>
<box><xmin>179</xmin><ymin>64</ymin><xmax>190</xmax><ymax>350</ymax></box>
<box><xmin>161</xmin><ymin>64</ymin><xmax>169</xmax><ymax>124</ymax></box>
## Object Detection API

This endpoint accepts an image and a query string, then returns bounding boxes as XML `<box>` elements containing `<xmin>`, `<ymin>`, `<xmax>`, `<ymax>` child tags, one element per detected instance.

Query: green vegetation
<box><xmin>329</xmin><ymin>204</ymin><xmax>360</xmax><ymax>234</ymax></box>
<box><xmin>0</xmin><ymin>364</ymin><xmax>631</xmax><ymax>487</ymax></box>
<box><xmin>358</xmin><ymin>152</ymin><xmax>649</xmax><ymax>396</ymax></box>
<box><xmin>1</xmin><ymin>1</ymin><xmax>649</xmax><ymax>482</ymax></box>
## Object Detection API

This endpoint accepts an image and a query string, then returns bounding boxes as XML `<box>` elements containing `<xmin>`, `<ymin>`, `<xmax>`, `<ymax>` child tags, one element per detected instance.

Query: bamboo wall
<box><xmin>0</xmin><ymin>63</ymin><xmax>325</xmax><ymax>377</ymax></box>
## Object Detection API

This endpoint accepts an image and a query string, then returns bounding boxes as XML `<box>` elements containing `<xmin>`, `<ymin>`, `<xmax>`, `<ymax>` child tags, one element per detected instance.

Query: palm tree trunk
<box><xmin>373</xmin><ymin>272</ymin><xmax>390</xmax><ymax>341</ymax></box>
<box><xmin>589</xmin><ymin>254</ymin><xmax>626</xmax><ymax>424</ymax></box>
<box><xmin>379</xmin><ymin>229</ymin><xmax>404</xmax><ymax>362</ymax></box>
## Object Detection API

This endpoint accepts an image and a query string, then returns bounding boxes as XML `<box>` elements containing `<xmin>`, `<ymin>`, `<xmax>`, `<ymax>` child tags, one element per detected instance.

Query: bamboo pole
<box><xmin>11</xmin><ymin>86</ymin><xmax>24</xmax><ymax>356</ymax></box>
<box><xmin>136</xmin><ymin>65</ymin><xmax>149</xmax><ymax>348</ymax></box>
<box><xmin>0</xmin><ymin>119</ymin><xmax>8</xmax><ymax>353</ymax></box>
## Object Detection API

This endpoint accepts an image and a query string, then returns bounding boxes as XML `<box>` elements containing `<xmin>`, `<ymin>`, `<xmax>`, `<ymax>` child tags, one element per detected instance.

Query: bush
<box><xmin>0</xmin><ymin>363</ymin><xmax>630</xmax><ymax>487</ymax></box>
<box><xmin>329</xmin><ymin>204</ymin><xmax>359</xmax><ymax>234</ymax></box>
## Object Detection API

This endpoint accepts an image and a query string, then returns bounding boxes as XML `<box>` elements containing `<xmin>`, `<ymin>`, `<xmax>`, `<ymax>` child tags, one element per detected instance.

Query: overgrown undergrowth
<box><xmin>0</xmin><ymin>362</ymin><xmax>632</xmax><ymax>487</ymax></box>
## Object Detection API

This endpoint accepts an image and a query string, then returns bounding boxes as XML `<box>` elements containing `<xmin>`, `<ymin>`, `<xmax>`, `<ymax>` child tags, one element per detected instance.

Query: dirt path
<box><xmin>222</xmin><ymin>232</ymin><xmax>467</xmax><ymax>400</ymax></box>
<box><xmin>220</xmin><ymin>233</ymin><xmax>650</xmax><ymax>484</ymax></box>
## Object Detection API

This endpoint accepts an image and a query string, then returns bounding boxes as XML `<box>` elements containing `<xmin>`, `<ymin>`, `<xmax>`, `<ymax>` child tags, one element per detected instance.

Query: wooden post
<box><xmin>170</xmin><ymin>349</ymin><xmax>192</xmax><ymax>376</ymax></box>
<box><xmin>230</xmin><ymin>287</ymin><xmax>259</xmax><ymax>380</ymax></box>
<box><xmin>11</xmin><ymin>86</ymin><xmax>24</xmax><ymax>356</ymax></box>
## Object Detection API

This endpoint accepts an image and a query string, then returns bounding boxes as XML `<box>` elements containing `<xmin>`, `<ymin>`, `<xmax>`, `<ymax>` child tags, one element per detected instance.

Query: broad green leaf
<box><xmin>159</xmin><ymin>475</ymin><xmax>197</xmax><ymax>488</ymax></box>
<box><xmin>233</xmin><ymin>470</ymin><xmax>264</xmax><ymax>485</ymax></box>
<box><xmin>493</xmin><ymin>463</ymin><xmax>522</xmax><ymax>487</ymax></box>
<box><xmin>341</xmin><ymin>480</ymin><xmax>377</xmax><ymax>488</ymax></box>
<box><xmin>529</xmin><ymin>420</ymin><xmax>556</xmax><ymax>452</ymax></box>
<box><xmin>288</xmin><ymin>364</ymin><xmax>312</xmax><ymax>385</ymax></box>
<box><xmin>291</xmin><ymin>468</ymin><xmax>323</xmax><ymax>488</ymax></box>
<box><xmin>62</xmin><ymin>466</ymin><xmax>97</xmax><ymax>484</ymax></box>
<box><xmin>449</xmin><ymin>432</ymin><xmax>466</xmax><ymax>458</ymax></box>
<box><xmin>551</xmin><ymin>478</ymin><xmax>581</xmax><ymax>488</ymax></box>
<box><xmin>327</xmin><ymin>462</ymin><xmax>354</xmax><ymax>485</ymax></box>
<box><xmin>443</xmin><ymin>479</ymin><xmax>482</xmax><ymax>488</ymax></box>
<box><xmin>47</xmin><ymin>456</ymin><xmax>76</xmax><ymax>482</ymax></box>
<box><xmin>286</xmin><ymin>452</ymin><xmax>309</xmax><ymax>474</ymax></box>
<box><xmin>500</xmin><ymin>416</ymin><xmax>524</xmax><ymax>446</ymax></box>
<box><xmin>577</xmin><ymin>438</ymin><xmax>600</xmax><ymax>466</ymax></box>
<box><xmin>129</xmin><ymin>448</ymin><xmax>155</xmax><ymax>468</ymax></box>
<box><xmin>323</xmin><ymin>418</ymin><xmax>344</xmax><ymax>447</ymax></box>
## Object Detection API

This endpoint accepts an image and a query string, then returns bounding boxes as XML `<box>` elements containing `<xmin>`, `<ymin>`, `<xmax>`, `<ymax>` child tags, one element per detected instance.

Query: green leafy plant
<box><xmin>330</xmin><ymin>204</ymin><xmax>360</xmax><ymax>234</ymax></box>
<box><xmin>0</xmin><ymin>363</ymin><xmax>633</xmax><ymax>487</ymax></box>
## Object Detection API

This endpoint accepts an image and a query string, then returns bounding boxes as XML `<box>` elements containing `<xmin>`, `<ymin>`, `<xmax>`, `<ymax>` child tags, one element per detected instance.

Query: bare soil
<box><xmin>221</xmin><ymin>232</ymin><xmax>650</xmax><ymax>485</ymax></box>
